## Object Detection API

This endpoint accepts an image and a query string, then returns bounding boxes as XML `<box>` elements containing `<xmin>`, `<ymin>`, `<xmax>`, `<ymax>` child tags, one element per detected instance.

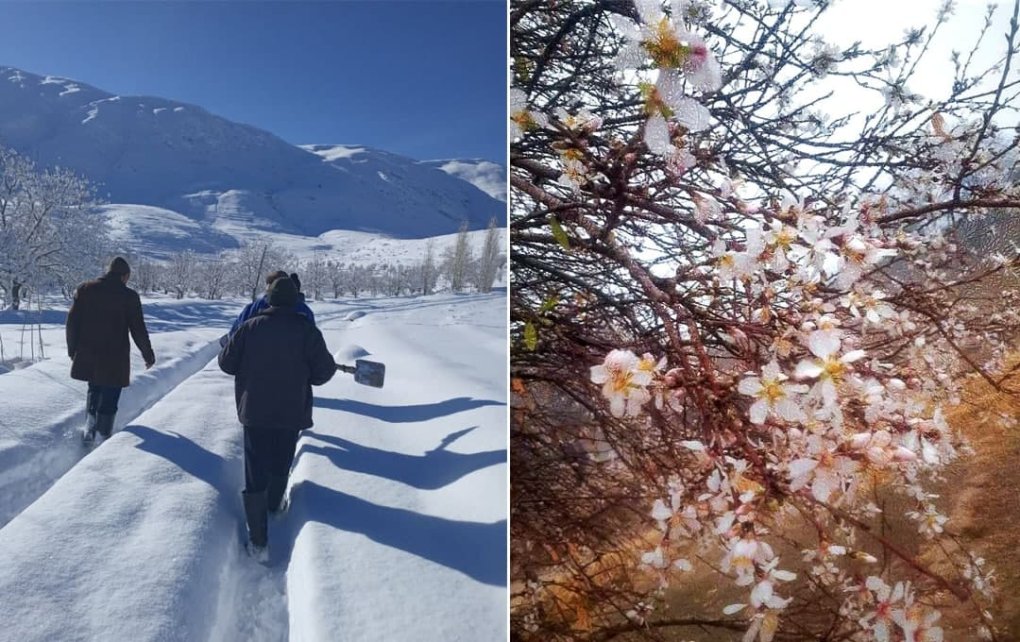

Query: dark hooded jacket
<box><xmin>217</xmin><ymin>307</ymin><xmax>336</xmax><ymax>430</ymax></box>
<box><xmin>66</xmin><ymin>273</ymin><xmax>155</xmax><ymax>387</ymax></box>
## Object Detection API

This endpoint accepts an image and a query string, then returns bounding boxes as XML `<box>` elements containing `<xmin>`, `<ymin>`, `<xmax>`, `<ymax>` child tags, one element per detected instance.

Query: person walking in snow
<box><xmin>228</xmin><ymin>270</ymin><xmax>315</xmax><ymax>337</ymax></box>
<box><xmin>217</xmin><ymin>275</ymin><xmax>336</xmax><ymax>555</ymax></box>
<box><xmin>66</xmin><ymin>256</ymin><xmax>156</xmax><ymax>443</ymax></box>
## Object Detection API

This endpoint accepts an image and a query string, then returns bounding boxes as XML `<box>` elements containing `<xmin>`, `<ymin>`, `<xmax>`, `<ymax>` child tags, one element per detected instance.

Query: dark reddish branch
<box><xmin>877</xmin><ymin>198</ymin><xmax>1020</xmax><ymax>225</ymax></box>
<box><xmin>593</xmin><ymin>617</ymin><xmax>750</xmax><ymax>642</ymax></box>
<box><xmin>802</xmin><ymin>495</ymin><xmax>971</xmax><ymax>602</ymax></box>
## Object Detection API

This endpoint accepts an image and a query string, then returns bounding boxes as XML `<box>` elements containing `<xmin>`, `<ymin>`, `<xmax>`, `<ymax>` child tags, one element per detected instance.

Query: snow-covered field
<box><xmin>0</xmin><ymin>291</ymin><xmax>507</xmax><ymax>641</ymax></box>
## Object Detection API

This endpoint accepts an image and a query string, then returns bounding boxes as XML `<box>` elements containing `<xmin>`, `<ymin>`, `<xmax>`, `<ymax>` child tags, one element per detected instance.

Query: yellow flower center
<box><xmin>822</xmin><ymin>358</ymin><xmax>846</xmax><ymax>381</ymax></box>
<box><xmin>512</xmin><ymin>110</ymin><xmax>536</xmax><ymax>131</ymax></box>
<box><xmin>843</xmin><ymin>246</ymin><xmax>867</xmax><ymax>265</ymax></box>
<box><xmin>760</xmin><ymin>379</ymin><xmax>786</xmax><ymax>404</ymax></box>
<box><xmin>774</xmin><ymin>228</ymin><xmax>796</xmax><ymax>249</ymax></box>
<box><xmin>642</xmin><ymin>18</ymin><xmax>690</xmax><ymax>68</ymax></box>
<box><xmin>611</xmin><ymin>371</ymin><xmax>634</xmax><ymax>393</ymax></box>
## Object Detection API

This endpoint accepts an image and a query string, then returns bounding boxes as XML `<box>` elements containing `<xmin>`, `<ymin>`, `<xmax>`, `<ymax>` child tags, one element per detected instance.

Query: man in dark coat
<box><xmin>218</xmin><ymin>276</ymin><xmax>336</xmax><ymax>554</ymax></box>
<box><xmin>66</xmin><ymin>257</ymin><xmax>156</xmax><ymax>443</ymax></box>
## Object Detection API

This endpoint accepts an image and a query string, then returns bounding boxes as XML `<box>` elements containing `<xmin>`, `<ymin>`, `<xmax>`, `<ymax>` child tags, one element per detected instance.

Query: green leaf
<box><xmin>539</xmin><ymin>295</ymin><xmax>559</xmax><ymax>313</ymax></box>
<box><xmin>550</xmin><ymin>216</ymin><xmax>570</xmax><ymax>250</ymax></box>
<box><xmin>514</xmin><ymin>58</ymin><xmax>531</xmax><ymax>84</ymax></box>
<box><xmin>524</xmin><ymin>321</ymin><xmax>538</xmax><ymax>351</ymax></box>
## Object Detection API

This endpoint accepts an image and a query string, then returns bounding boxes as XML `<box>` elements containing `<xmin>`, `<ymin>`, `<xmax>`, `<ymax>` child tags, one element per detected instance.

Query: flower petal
<box><xmin>789</xmin><ymin>458</ymin><xmax>818</xmax><ymax>478</ymax></box>
<box><xmin>723</xmin><ymin>603</ymin><xmax>747</xmax><ymax>616</ymax></box>
<box><xmin>808</xmin><ymin>330</ymin><xmax>839</xmax><ymax>359</ymax></box>
<box><xmin>775</xmin><ymin>398</ymin><xmax>806</xmax><ymax>423</ymax></box>
<box><xmin>749</xmin><ymin>399</ymin><xmax>768</xmax><ymax>425</ymax></box>
<box><xmin>795</xmin><ymin>359</ymin><xmax>823</xmax><ymax>379</ymax></box>
<box><xmin>750</xmin><ymin>579</ymin><xmax>774</xmax><ymax>608</ymax></box>
<box><xmin>841</xmin><ymin>349</ymin><xmax>866</xmax><ymax>363</ymax></box>
<box><xmin>644</xmin><ymin>115</ymin><xmax>674</xmax><ymax>156</ymax></box>
<box><xmin>738</xmin><ymin>377</ymin><xmax>763</xmax><ymax>396</ymax></box>
<box><xmin>673</xmin><ymin>96</ymin><xmax>712</xmax><ymax>133</ymax></box>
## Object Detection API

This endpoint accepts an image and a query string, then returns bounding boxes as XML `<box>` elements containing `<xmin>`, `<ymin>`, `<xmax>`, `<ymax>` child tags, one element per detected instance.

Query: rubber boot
<box><xmin>242</xmin><ymin>490</ymin><xmax>269</xmax><ymax>554</ymax></box>
<box><xmin>81</xmin><ymin>411</ymin><xmax>98</xmax><ymax>444</ymax></box>
<box><xmin>267</xmin><ymin>474</ymin><xmax>289</xmax><ymax>514</ymax></box>
<box><xmin>95</xmin><ymin>413</ymin><xmax>116</xmax><ymax>440</ymax></box>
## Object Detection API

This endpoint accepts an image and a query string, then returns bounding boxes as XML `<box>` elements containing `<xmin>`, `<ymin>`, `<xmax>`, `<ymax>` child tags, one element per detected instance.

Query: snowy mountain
<box><xmin>0</xmin><ymin>66</ymin><xmax>506</xmax><ymax>247</ymax></box>
<box><xmin>423</xmin><ymin>159</ymin><xmax>507</xmax><ymax>202</ymax></box>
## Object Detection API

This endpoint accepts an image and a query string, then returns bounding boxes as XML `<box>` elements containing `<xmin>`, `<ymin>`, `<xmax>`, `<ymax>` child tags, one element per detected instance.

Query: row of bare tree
<box><xmin>125</xmin><ymin>219</ymin><xmax>505</xmax><ymax>301</ymax></box>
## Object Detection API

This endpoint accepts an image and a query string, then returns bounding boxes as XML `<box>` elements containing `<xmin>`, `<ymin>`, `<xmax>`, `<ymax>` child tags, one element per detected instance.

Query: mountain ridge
<box><xmin>0</xmin><ymin>65</ymin><xmax>505</xmax><ymax>251</ymax></box>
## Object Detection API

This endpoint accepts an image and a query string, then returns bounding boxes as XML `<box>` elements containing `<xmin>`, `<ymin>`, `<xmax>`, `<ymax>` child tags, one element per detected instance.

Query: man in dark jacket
<box><xmin>228</xmin><ymin>270</ymin><xmax>315</xmax><ymax>337</ymax></box>
<box><xmin>218</xmin><ymin>276</ymin><xmax>336</xmax><ymax>555</ymax></box>
<box><xmin>66</xmin><ymin>257</ymin><xmax>156</xmax><ymax>443</ymax></box>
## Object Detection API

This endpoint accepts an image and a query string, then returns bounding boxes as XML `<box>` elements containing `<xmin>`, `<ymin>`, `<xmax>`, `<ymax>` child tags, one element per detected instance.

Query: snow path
<box><xmin>0</xmin><ymin>292</ymin><xmax>507</xmax><ymax>641</ymax></box>
<box><xmin>0</xmin><ymin>328</ymin><xmax>224</xmax><ymax>527</ymax></box>
<box><xmin>285</xmin><ymin>293</ymin><xmax>507</xmax><ymax>641</ymax></box>
<box><xmin>0</xmin><ymin>359</ymin><xmax>248</xmax><ymax>641</ymax></box>
<box><xmin>0</xmin><ymin>298</ymin><xmax>359</xmax><ymax>530</ymax></box>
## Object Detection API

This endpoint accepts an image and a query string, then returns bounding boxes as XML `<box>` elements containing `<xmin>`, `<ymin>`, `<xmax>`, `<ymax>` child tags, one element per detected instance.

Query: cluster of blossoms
<box><xmin>510</xmin><ymin>0</ymin><xmax>722</xmax><ymax>187</ymax></box>
<box><xmin>584</xmin><ymin>193</ymin><xmax>993</xmax><ymax>637</ymax></box>
<box><xmin>612</xmin><ymin>0</ymin><xmax>719</xmax><ymax>172</ymax></box>
<box><xmin>511</xmin><ymin>0</ymin><xmax>1020</xmax><ymax>640</ymax></box>
<box><xmin>572</xmin><ymin>6</ymin><xmax>1004</xmax><ymax>641</ymax></box>
<box><xmin>590</xmin><ymin>349</ymin><xmax>664</xmax><ymax>417</ymax></box>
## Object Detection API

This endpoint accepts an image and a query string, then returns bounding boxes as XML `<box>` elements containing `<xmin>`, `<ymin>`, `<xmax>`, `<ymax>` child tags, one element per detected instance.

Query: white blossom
<box><xmin>738</xmin><ymin>360</ymin><xmax>808</xmax><ymax>424</ymax></box>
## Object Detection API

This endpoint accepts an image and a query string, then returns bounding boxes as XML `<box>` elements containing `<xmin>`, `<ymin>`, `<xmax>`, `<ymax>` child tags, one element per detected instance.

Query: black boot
<box><xmin>267</xmin><ymin>475</ymin><xmax>289</xmax><ymax>514</ymax></box>
<box><xmin>95</xmin><ymin>413</ymin><xmax>116</xmax><ymax>439</ymax></box>
<box><xmin>242</xmin><ymin>490</ymin><xmax>269</xmax><ymax>553</ymax></box>
<box><xmin>81</xmin><ymin>411</ymin><xmax>98</xmax><ymax>444</ymax></box>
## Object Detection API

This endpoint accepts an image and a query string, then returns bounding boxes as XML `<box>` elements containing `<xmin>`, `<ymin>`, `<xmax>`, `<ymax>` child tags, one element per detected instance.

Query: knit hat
<box><xmin>107</xmin><ymin>257</ymin><xmax>131</xmax><ymax>276</ymax></box>
<box><xmin>265</xmin><ymin>270</ymin><xmax>289</xmax><ymax>285</ymax></box>
<box><xmin>289</xmin><ymin>272</ymin><xmax>302</xmax><ymax>292</ymax></box>
<box><xmin>267</xmin><ymin>276</ymin><xmax>299</xmax><ymax>307</ymax></box>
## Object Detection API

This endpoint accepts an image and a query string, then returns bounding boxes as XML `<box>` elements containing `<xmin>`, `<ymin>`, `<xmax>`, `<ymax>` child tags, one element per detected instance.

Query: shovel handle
<box><xmin>336</xmin><ymin>363</ymin><xmax>356</xmax><ymax>374</ymax></box>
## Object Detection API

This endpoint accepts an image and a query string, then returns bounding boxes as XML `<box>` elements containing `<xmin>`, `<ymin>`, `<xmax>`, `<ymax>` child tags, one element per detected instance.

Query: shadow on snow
<box><xmin>121</xmin><ymin>425</ymin><xmax>506</xmax><ymax>587</ymax></box>
<box><xmin>125</xmin><ymin>425</ymin><xmax>236</xmax><ymax>496</ymax></box>
<box><xmin>300</xmin><ymin>427</ymin><xmax>506</xmax><ymax>490</ymax></box>
<box><xmin>289</xmin><ymin>479</ymin><xmax>507</xmax><ymax>587</ymax></box>
<box><xmin>312</xmin><ymin>396</ymin><xmax>505</xmax><ymax>423</ymax></box>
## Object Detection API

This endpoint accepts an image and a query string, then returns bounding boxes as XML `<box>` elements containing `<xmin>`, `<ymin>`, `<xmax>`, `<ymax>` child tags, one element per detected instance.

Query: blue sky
<box><xmin>0</xmin><ymin>1</ymin><xmax>506</xmax><ymax>164</ymax></box>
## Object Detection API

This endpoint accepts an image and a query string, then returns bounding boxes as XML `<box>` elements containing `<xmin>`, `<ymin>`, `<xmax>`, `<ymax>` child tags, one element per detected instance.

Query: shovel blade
<box><xmin>353</xmin><ymin>359</ymin><xmax>385</xmax><ymax>388</ymax></box>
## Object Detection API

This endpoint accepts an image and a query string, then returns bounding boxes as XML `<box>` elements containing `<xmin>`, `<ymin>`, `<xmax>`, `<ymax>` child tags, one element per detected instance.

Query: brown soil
<box><xmin>934</xmin><ymin>373</ymin><xmax>1020</xmax><ymax>639</ymax></box>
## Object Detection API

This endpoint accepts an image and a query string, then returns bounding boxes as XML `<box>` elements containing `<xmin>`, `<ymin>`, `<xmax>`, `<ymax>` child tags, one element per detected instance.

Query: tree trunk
<box><xmin>10</xmin><ymin>281</ymin><xmax>23</xmax><ymax>311</ymax></box>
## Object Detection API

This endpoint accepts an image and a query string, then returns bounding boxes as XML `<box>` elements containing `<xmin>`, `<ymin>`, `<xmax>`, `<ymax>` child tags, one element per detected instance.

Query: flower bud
<box><xmin>848</xmin><ymin>433</ymin><xmax>871</xmax><ymax>449</ymax></box>
<box><xmin>892</xmin><ymin>446</ymin><xmax>918</xmax><ymax>462</ymax></box>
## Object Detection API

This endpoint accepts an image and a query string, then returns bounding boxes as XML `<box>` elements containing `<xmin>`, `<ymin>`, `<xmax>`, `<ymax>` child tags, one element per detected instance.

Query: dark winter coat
<box><xmin>66</xmin><ymin>274</ymin><xmax>156</xmax><ymax>388</ymax></box>
<box><xmin>217</xmin><ymin>307</ymin><xmax>337</xmax><ymax>430</ymax></box>
<box><xmin>228</xmin><ymin>294</ymin><xmax>315</xmax><ymax>337</ymax></box>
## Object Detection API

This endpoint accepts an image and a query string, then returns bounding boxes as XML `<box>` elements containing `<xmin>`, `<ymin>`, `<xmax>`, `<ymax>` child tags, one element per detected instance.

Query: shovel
<box><xmin>336</xmin><ymin>359</ymin><xmax>386</xmax><ymax>388</ymax></box>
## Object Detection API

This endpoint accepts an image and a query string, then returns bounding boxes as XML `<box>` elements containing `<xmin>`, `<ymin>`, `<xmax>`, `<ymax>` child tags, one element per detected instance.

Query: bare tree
<box><xmin>444</xmin><ymin>221</ymin><xmax>473</xmax><ymax>292</ymax></box>
<box><xmin>475</xmin><ymin>216</ymin><xmax>505</xmax><ymax>292</ymax></box>
<box><xmin>197</xmin><ymin>253</ymin><xmax>232</xmax><ymax>300</ymax></box>
<box><xmin>326</xmin><ymin>259</ymin><xmax>345</xmax><ymax>299</ymax></box>
<box><xmin>347</xmin><ymin>264</ymin><xmax>371</xmax><ymax>298</ymax></box>
<box><xmin>226</xmin><ymin>240</ymin><xmax>299</xmax><ymax>300</ymax></box>
<box><xmin>166</xmin><ymin>250</ymin><xmax>198</xmax><ymax>299</ymax></box>
<box><xmin>0</xmin><ymin>146</ymin><xmax>106</xmax><ymax>309</ymax></box>
<box><xmin>126</xmin><ymin>255</ymin><xmax>159</xmax><ymax>296</ymax></box>
<box><xmin>303</xmin><ymin>254</ymin><xmax>329</xmax><ymax>301</ymax></box>
<box><xmin>422</xmin><ymin>238</ymin><xmax>439</xmax><ymax>295</ymax></box>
